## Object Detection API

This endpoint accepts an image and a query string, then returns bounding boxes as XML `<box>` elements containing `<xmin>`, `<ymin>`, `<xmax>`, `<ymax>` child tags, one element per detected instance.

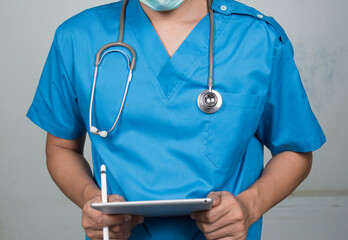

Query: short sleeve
<box><xmin>256</xmin><ymin>40</ymin><xmax>326</xmax><ymax>155</ymax></box>
<box><xmin>26</xmin><ymin>30</ymin><xmax>86</xmax><ymax>140</ymax></box>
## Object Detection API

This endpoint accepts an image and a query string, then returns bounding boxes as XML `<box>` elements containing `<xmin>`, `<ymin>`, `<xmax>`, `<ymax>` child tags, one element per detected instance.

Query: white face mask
<box><xmin>139</xmin><ymin>0</ymin><xmax>185</xmax><ymax>11</ymax></box>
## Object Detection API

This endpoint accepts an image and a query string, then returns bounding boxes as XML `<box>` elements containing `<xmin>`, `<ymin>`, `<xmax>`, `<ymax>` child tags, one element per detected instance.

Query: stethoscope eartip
<box><xmin>90</xmin><ymin>126</ymin><xmax>98</xmax><ymax>134</ymax></box>
<box><xmin>90</xmin><ymin>126</ymin><xmax>108</xmax><ymax>137</ymax></box>
<box><xmin>99</xmin><ymin>131</ymin><xmax>108</xmax><ymax>138</ymax></box>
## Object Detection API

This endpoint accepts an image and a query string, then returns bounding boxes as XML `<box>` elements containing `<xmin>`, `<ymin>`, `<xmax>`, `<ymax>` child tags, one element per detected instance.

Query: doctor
<box><xmin>27</xmin><ymin>0</ymin><xmax>326</xmax><ymax>239</ymax></box>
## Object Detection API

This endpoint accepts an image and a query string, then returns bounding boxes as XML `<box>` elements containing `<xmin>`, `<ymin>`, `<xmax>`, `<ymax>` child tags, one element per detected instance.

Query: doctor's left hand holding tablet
<box><xmin>82</xmin><ymin>194</ymin><xmax>144</xmax><ymax>240</ymax></box>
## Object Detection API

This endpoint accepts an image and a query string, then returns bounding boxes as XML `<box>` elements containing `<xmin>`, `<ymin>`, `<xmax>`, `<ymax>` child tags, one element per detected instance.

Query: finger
<box><xmin>108</xmin><ymin>229</ymin><xmax>132</xmax><ymax>239</ymax></box>
<box><xmin>86</xmin><ymin>227</ymin><xmax>132</xmax><ymax>240</ymax></box>
<box><xmin>92</xmin><ymin>225</ymin><xmax>132</xmax><ymax>239</ymax></box>
<box><xmin>82</xmin><ymin>212</ymin><xmax>101</xmax><ymax>230</ymax></box>
<box><xmin>191</xmin><ymin>202</ymin><xmax>227</xmax><ymax>223</ymax></box>
<box><xmin>84</xmin><ymin>196</ymin><xmax>106</xmax><ymax>225</ymax></box>
<box><xmin>110</xmin><ymin>230</ymin><xmax>131</xmax><ymax>240</ymax></box>
<box><xmin>108</xmin><ymin>194</ymin><xmax>125</xmax><ymax>202</ymax></box>
<box><xmin>108</xmin><ymin>218</ymin><xmax>142</xmax><ymax>240</ymax></box>
<box><xmin>109</xmin><ymin>220</ymin><xmax>131</xmax><ymax>233</ymax></box>
<box><xmin>195</xmin><ymin>209</ymin><xmax>231</xmax><ymax>233</ymax></box>
<box><xmin>114</xmin><ymin>220</ymin><xmax>140</xmax><ymax>240</ymax></box>
<box><xmin>204</xmin><ymin>223</ymin><xmax>248</xmax><ymax>240</ymax></box>
<box><xmin>103</xmin><ymin>194</ymin><xmax>129</xmax><ymax>227</ymax></box>
<box><xmin>85</xmin><ymin>229</ymin><xmax>103</xmax><ymax>239</ymax></box>
<box><xmin>207</xmin><ymin>191</ymin><xmax>223</xmax><ymax>207</ymax></box>
<box><xmin>197</xmin><ymin>199</ymin><xmax>249</xmax><ymax>235</ymax></box>
<box><xmin>199</xmin><ymin>212</ymin><xmax>248</xmax><ymax>240</ymax></box>
<box><xmin>109</xmin><ymin>216</ymin><xmax>144</xmax><ymax>233</ymax></box>
<box><xmin>193</xmin><ymin>191</ymin><xmax>245</xmax><ymax>224</ymax></box>
<box><xmin>86</xmin><ymin>210</ymin><xmax>132</xmax><ymax>229</ymax></box>
<box><xmin>195</xmin><ymin>214</ymin><xmax>232</xmax><ymax>235</ymax></box>
<box><xmin>102</xmin><ymin>214</ymin><xmax>134</xmax><ymax>227</ymax></box>
<box><xmin>83</xmin><ymin>202</ymin><xmax>107</xmax><ymax>230</ymax></box>
<box><xmin>131</xmin><ymin>216</ymin><xmax>144</xmax><ymax>228</ymax></box>
<box><xmin>85</xmin><ymin>216</ymin><xmax>142</xmax><ymax>239</ymax></box>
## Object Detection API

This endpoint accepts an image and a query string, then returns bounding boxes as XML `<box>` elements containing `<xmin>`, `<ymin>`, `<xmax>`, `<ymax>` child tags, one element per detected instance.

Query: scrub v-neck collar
<box><xmin>126</xmin><ymin>0</ymin><xmax>211</xmax><ymax>101</ymax></box>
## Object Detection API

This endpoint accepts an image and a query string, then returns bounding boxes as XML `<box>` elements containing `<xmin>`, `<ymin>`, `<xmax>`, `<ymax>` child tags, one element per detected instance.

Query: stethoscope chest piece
<box><xmin>197</xmin><ymin>89</ymin><xmax>222</xmax><ymax>114</ymax></box>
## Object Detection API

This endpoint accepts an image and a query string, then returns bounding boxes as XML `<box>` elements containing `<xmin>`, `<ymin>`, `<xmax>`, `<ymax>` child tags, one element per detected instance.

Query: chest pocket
<box><xmin>205</xmin><ymin>92</ymin><xmax>267</xmax><ymax>168</ymax></box>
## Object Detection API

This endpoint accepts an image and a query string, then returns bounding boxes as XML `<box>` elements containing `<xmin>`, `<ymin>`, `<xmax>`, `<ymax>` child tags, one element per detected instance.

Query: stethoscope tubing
<box><xmin>95</xmin><ymin>42</ymin><xmax>136</xmax><ymax>70</ymax></box>
<box><xmin>207</xmin><ymin>0</ymin><xmax>214</xmax><ymax>91</ymax></box>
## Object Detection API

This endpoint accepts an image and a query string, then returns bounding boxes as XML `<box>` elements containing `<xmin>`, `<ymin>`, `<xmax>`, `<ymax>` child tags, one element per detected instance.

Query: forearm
<box><xmin>46</xmin><ymin>134</ymin><xmax>100</xmax><ymax>209</ymax></box>
<box><xmin>237</xmin><ymin>151</ymin><xmax>313</xmax><ymax>224</ymax></box>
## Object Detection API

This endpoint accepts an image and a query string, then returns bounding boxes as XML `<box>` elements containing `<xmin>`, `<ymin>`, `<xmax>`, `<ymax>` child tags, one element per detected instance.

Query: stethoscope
<box><xmin>89</xmin><ymin>0</ymin><xmax>222</xmax><ymax>138</ymax></box>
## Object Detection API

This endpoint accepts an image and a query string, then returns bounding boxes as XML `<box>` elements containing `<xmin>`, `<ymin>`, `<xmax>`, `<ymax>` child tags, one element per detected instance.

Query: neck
<box><xmin>139</xmin><ymin>0</ymin><xmax>208</xmax><ymax>25</ymax></box>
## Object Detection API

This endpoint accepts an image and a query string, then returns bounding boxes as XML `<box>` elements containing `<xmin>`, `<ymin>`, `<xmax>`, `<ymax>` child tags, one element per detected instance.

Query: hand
<box><xmin>191</xmin><ymin>191</ymin><xmax>251</xmax><ymax>240</ymax></box>
<box><xmin>82</xmin><ymin>194</ymin><xmax>144</xmax><ymax>240</ymax></box>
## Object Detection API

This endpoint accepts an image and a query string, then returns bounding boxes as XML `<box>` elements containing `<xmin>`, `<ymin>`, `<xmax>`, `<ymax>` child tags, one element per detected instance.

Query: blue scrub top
<box><xmin>27</xmin><ymin>0</ymin><xmax>326</xmax><ymax>239</ymax></box>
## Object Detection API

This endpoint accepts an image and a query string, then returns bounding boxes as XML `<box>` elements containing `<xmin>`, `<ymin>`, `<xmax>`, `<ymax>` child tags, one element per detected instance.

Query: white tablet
<box><xmin>91</xmin><ymin>198</ymin><xmax>213</xmax><ymax>217</ymax></box>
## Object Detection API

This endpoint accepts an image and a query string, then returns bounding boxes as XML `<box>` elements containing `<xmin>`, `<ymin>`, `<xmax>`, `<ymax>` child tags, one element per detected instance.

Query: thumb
<box><xmin>108</xmin><ymin>194</ymin><xmax>125</xmax><ymax>202</ymax></box>
<box><xmin>207</xmin><ymin>191</ymin><xmax>222</xmax><ymax>207</ymax></box>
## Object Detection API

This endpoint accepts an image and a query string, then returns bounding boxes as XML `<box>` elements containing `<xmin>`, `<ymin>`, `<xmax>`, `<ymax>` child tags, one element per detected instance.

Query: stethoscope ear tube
<box><xmin>95</xmin><ymin>42</ymin><xmax>137</xmax><ymax>70</ymax></box>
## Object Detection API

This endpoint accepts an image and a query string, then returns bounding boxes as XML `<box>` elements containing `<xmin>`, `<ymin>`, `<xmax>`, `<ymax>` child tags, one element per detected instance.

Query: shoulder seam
<box><xmin>273</xmin><ymin>40</ymin><xmax>294</xmax><ymax>62</ymax></box>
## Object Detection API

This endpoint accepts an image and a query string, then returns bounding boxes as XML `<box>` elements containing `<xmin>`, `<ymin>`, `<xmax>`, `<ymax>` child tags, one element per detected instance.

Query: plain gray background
<box><xmin>0</xmin><ymin>0</ymin><xmax>347</xmax><ymax>239</ymax></box>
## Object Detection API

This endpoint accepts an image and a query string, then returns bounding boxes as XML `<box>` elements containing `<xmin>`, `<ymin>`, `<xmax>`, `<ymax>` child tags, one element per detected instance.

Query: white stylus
<box><xmin>101</xmin><ymin>165</ymin><xmax>109</xmax><ymax>240</ymax></box>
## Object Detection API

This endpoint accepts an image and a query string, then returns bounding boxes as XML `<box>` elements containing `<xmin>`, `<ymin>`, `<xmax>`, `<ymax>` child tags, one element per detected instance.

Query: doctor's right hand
<box><xmin>82</xmin><ymin>194</ymin><xmax>144</xmax><ymax>240</ymax></box>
